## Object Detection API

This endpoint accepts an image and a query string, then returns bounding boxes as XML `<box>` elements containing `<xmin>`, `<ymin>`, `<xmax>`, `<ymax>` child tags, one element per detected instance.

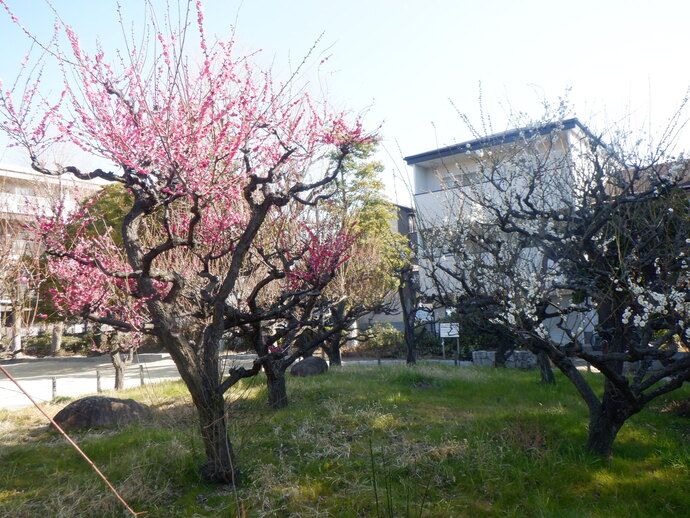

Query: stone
<box><xmin>505</xmin><ymin>350</ymin><xmax>537</xmax><ymax>369</ymax></box>
<box><xmin>472</xmin><ymin>350</ymin><xmax>495</xmax><ymax>367</ymax></box>
<box><xmin>52</xmin><ymin>396</ymin><xmax>151</xmax><ymax>431</ymax></box>
<box><xmin>472</xmin><ymin>349</ymin><xmax>537</xmax><ymax>369</ymax></box>
<box><xmin>290</xmin><ymin>356</ymin><xmax>328</xmax><ymax>377</ymax></box>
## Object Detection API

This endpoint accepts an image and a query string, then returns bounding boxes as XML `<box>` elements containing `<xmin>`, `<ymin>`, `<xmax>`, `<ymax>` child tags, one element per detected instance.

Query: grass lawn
<box><xmin>1</xmin><ymin>363</ymin><xmax>689</xmax><ymax>517</ymax></box>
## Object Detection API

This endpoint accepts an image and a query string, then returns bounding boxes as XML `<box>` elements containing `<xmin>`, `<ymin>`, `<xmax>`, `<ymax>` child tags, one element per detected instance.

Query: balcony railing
<box><xmin>0</xmin><ymin>192</ymin><xmax>57</xmax><ymax>216</ymax></box>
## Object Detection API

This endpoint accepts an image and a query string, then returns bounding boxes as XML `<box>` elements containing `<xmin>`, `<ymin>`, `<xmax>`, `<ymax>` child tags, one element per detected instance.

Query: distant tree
<box><xmin>32</xmin><ymin>183</ymin><xmax>139</xmax><ymax>383</ymax></box>
<box><xmin>0</xmin><ymin>0</ymin><xmax>368</xmax><ymax>483</ymax></box>
<box><xmin>396</xmin><ymin>264</ymin><xmax>417</xmax><ymax>363</ymax></box>
<box><xmin>319</xmin><ymin>142</ymin><xmax>411</xmax><ymax>366</ymax></box>
<box><xmin>0</xmin><ymin>174</ymin><xmax>48</xmax><ymax>357</ymax></box>
<box><xmin>396</xmin><ymin>208</ymin><xmax>421</xmax><ymax>365</ymax></box>
<box><xmin>73</xmin><ymin>185</ymin><xmax>138</xmax><ymax>387</ymax></box>
<box><xmin>0</xmin><ymin>222</ymin><xmax>37</xmax><ymax>355</ymax></box>
<box><xmin>227</xmin><ymin>206</ymin><xmax>361</xmax><ymax>409</ymax></box>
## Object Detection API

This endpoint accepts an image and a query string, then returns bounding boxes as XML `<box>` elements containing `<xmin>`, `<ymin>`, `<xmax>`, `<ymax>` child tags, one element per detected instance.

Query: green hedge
<box><xmin>23</xmin><ymin>332</ymin><xmax>96</xmax><ymax>356</ymax></box>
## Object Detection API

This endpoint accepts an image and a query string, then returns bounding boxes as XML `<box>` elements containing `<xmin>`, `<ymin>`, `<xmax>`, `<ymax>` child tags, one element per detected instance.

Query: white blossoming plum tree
<box><xmin>0</xmin><ymin>0</ymin><xmax>370</xmax><ymax>483</ymax></box>
<box><xmin>419</xmin><ymin>109</ymin><xmax>690</xmax><ymax>457</ymax></box>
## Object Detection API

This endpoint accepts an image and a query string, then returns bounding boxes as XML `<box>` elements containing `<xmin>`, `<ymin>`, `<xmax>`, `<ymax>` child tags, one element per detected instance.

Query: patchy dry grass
<box><xmin>1</xmin><ymin>364</ymin><xmax>690</xmax><ymax>517</ymax></box>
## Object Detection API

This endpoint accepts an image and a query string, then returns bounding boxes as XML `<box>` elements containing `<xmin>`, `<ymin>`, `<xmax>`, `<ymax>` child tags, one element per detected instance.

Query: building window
<box><xmin>15</xmin><ymin>186</ymin><xmax>34</xmax><ymax>197</ymax></box>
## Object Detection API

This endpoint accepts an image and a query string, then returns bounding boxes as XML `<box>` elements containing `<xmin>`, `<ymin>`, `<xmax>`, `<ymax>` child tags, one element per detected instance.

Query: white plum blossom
<box><xmin>621</xmin><ymin>307</ymin><xmax>633</xmax><ymax>325</ymax></box>
<box><xmin>535</xmin><ymin>323</ymin><xmax>550</xmax><ymax>339</ymax></box>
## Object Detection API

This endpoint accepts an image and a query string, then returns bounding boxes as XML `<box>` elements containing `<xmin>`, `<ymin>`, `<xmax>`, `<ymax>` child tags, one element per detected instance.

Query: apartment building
<box><xmin>404</xmin><ymin>118</ymin><xmax>600</xmax><ymax>346</ymax></box>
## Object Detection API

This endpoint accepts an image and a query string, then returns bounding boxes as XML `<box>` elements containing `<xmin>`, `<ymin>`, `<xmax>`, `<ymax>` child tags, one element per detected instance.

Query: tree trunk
<box><xmin>111</xmin><ymin>351</ymin><xmax>127</xmax><ymax>390</ymax></box>
<box><xmin>10</xmin><ymin>307</ymin><xmax>22</xmax><ymax>354</ymax></box>
<box><xmin>264</xmin><ymin>360</ymin><xmax>288</xmax><ymax>409</ymax></box>
<box><xmin>155</xmin><ymin>319</ymin><xmax>239</xmax><ymax>485</ymax></box>
<box><xmin>494</xmin><ymin>346</ymin><xmax>508</xmax><ymax>368</ymax></box>
<box><xmin>398</xmin><ymin>277</ymin><xmax>416</xmax><ymax>366</ymax></box>
<box><xmin>193</xmin><ymin>382</ymin><xmax>238</xmax><ymax>485</ymax></box>
<box><xmin>545</xmin><ymin>343</ymin><xmax>632</xmax><ymax>458</ymax></box>
<box><xmin>329</xmin><ymin>344</ymin><xmax>342</xmax><ymax>366</ymax></box>
<box><xmin>585</xmin><ymin>301</ymin><xmax>631</xmax><ymax>457</ymax></box>
<box><xmin>586</xmin><ymin>380</ymin><xmax>631</xmax><ymax>457</ymax></box>
<box><xmin>326</xmin><ymin>300</ymin><xmax>347</xmax><ymax>367</ymax></box>
<box><xmin>586</xmin><ymin>414</ymin><xmax>623</xmax><ymax>457</ymax></box>
<box><xmin>51</xmin><ymin>321</ymin><xmax>64</xmax><ymax>356</ymax></box>
<box><xmin>537</xmin><ymin>350</ymin><xmax>555</xmax><ymax>384</ymax></box>
<box><xmin>586</xmin><ymin>407</ymin><xmax>626</xmax><ymax>457</ymax></box>
<box><xmin>324</xmin><ymin>333</ymin><xmax>344</xmax><ymax>367</ymax></box>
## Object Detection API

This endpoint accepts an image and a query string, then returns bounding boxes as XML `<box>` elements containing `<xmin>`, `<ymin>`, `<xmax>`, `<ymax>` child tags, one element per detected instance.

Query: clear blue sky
<box><xmin>2</xmin><ymin>0</ymin><xmax>690</xmax><ymax>205</ymax></box>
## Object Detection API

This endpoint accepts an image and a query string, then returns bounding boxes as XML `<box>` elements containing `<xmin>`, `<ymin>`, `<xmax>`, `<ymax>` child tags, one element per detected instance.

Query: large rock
<box><xmin>52</xmin><ymin>396</ymin><xmax>151</xmax><ymax>431</ymax></box>
<box><xmin>290</xmin><ymin>356</ymin><xmax>328</xmax><ymax>377</ymax></box>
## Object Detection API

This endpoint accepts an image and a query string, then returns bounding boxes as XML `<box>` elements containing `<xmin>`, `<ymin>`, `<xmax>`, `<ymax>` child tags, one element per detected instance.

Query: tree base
<box><xmin>200</xmin><ymin>461</ymin><xmax>240</xmax><ymax>485</ymax></box>
<box><xmin>537</xmin><ymin>351</ymin><xmax>555</xmax><ymax>384</ymax></box>
<box><xmin>268</xmin><ymin>388</ymin><xmax>289</xmax><ymax>409</ymax></box>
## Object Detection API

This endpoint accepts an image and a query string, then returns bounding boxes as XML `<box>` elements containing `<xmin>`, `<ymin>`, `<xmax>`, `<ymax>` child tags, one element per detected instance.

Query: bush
<box><xmin>138</xmin><ymin>334</ymin><xmax>163</xmax><ymax>353</ymax></box>
<box><xmin>346</xmin><ymin>323</ymin><xmax>445</xmax><ymax>359</ymax></box>
<box><xmin>443</xmin><ymin>311</ymin><xmax>518</xmax><ymax>360</ymax></box>
<box><xmin>22</xmin><ymin>334</ymin><xmax>51</xmax><ymax>356</ymax></box>
<box><xmin>343</xmin><ymin>322</ymin><xmax>405</xmax><ymax>358</ymax></box>
<box><xmin>23</xmin><ymin>332</ymin><xmax>96</xmax><ymax>356</ymax></box>
<box><xmin>222</xmin><ymin>332</ymin><xmax>253</xmax><ymax>352</ymax></box>
<box><xmin>414</xmin><ymin>327</ymin><xmax>442</xmax><ymax>356</ymax></box>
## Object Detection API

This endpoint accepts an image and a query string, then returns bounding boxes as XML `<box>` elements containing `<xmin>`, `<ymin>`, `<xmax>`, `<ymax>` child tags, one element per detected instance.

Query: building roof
<box><xmin>404</xmin><ymin>118</ymin><xmax>594</xmax><ymax>166</ymax></box>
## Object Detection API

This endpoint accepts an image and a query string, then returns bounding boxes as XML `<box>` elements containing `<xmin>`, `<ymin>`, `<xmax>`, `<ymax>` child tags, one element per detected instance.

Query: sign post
<box><xmin>439</xmin><ymin>323</ymin><xmax>460</xmax><ymax>361</ymax></box>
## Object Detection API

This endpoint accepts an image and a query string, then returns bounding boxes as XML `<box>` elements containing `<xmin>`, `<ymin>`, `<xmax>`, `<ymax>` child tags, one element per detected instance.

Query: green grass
<box><xmin>2</xmin><ymin>364</ymin><xmax>690</xmax><ymax>517</ymax></box>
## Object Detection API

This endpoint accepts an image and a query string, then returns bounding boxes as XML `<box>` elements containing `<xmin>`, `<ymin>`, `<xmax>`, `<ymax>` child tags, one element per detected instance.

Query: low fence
<box><xmin>49</xmin><ymin>364</ymin><xmax>147</xmax><ymax>400</ymax></box>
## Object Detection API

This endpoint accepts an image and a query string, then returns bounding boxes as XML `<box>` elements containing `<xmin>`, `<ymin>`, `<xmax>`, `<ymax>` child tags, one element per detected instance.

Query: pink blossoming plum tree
<box><xmin>32</xmin><ymin>183</ymin><xmax>144</xmax><ymax>388</ymax></box>
<box><xmin>226</xmin><ymin>206</ymin><xmax>361</xmax><ymax>409</ymax></box>
<box><xmin>0</xmin><ymin>0</ymin><xmax>368</xmax><ymax>483</ymax></box>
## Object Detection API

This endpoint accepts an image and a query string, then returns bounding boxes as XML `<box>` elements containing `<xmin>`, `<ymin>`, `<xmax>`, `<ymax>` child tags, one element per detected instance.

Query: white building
<box><xmin>404</xmin><ymin>118</ymin><xmax>599</xmax><ymax>346</ymax></box>
<box><xmin>407</xmin><ymin>118</ymin><xmax>596</xmax><ymax>235</ymax></box>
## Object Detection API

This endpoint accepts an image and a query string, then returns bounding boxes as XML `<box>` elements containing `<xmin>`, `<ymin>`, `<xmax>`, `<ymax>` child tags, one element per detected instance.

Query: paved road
<box><xmin>0</xmin><ymin>353</ymin><xmax>177</xmax><ymax>411</ymax></box>
<box><xmin>0</xmin><ymin>353</ymin><xmax>257</xmax><ymax>411</ymax></box>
